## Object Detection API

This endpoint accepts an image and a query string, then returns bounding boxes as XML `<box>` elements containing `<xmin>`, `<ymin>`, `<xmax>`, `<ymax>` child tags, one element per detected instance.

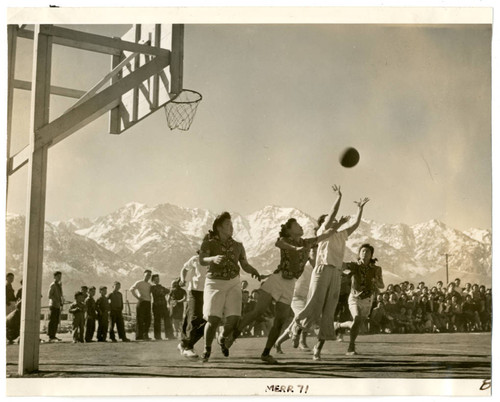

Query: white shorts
<box><xmin>260</xmin><ymin>273</ymin><xmax>296</xmax><ymax>305</ymax></box>
<box><xmin>203</xmin><ymin>276</ymin><xmax>242</xmax><ymax>319</ymax></box>
<box><xmin>348</xmin><ymin>293</ymin><xmax>372</xmax><ymax>319</ymax></box>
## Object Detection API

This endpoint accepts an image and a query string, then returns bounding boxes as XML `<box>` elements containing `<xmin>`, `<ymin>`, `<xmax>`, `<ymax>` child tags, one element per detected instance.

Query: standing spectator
<box><xmin>450</xmin><ymin>295</ymin><xmax>463</xmax><ymax>331</ymax></box>
<box><xmin>483</xmin><ymin>289</ymin><xmax>492</xmax><ymax>331</ymax></box>
<box><xmin>462</xmin><ymin>294</ymin><xmax>480</xmax><ymax>331</ymax></box>
<box><xmin>168</xmin><ymin>279</ymin><xmax>187</xmax><ymax>339</ymax></box>
<box><xmin>81</xmin><ymin>286</ymin><xmax>89</xmax><ymax>300</ymax></box>
<box><xmin>15</xmin><ymin>280</ymin><xmax>23</xmax><ymax>302</ymax></box>
<box><xmin>436</xmin><ymin>281</ymin><xmax>444</xmax><ymax>295</ymax></box>
<box><xmin>47</xmin><ymin>271</ymin><xmax>64</xmax><ymax>342</ymax></box>
<box><xmin>241</xmin><ymin>280</ymin><xmax>250</xmax><ymax>314</ymax></box>
<box><xmin>369</xmin><ymin>298</ymin><xmax>386</xmax><ymax>334</ymax></box>
<box><xmin>150</xmin><ymin>275</ymin><xmax>172</xmax><ymax>341</ymax></box>
<box><xmin>6</xmin><ymin>300</ymin><xmax>22</xmax><ymax>344</ymax></box>
<box><xmin>415</xmin><ymin>281</ymin><xmax>425</xmax><ymax>297</ymax></box>
<box><xmin>179</xmin><ymin>252</ymin><xmax>207</xmax><ymax>359</ymax></box>
<box><xmin>393</xmin><ymin>284</ymin><xmax>403</xmax><ymax>299</ymax></box>
<box><xmin>6</xmin><ymin>273</ymin><xmax>17</xmax><ymax>315</ymax></box>
<box><xmin>69</xmin><ymin>291</ymin><xmax>86</xmax><ymax>343</ymax></box>
<box><xmin>96</xmin><ymin>286</ymin><xmax>110</xmax><ymax>342</ymax></box>
<box><xmin>446</xmin><ymin>282</ymin><xmax>462</xmax><ymax>302</ymax></box>
<box><xmin>85</xmin><ymin>286</ymin><xmax>97</xmax><ymax>342</ymax></box>
<box><xmin>418</xmin><ymin>295</ymin><xmax>434</xmax><ymax>332</ymax></box>
<box><xmin>130</xmin><ymin>269</ymin><xmax>152</xmax><ymax>341</ymax></box>
<box><xmin>429</xmin><ymin>286</ymin><xmax>439</xmax><ymax>302</ymax></box>
<box><xmin>454</xmin><ymin>278</ymin><xmax>462</xmax><ymax>292</ymax></box>
<box><xmin>108</xmin><ymin>282</ymin><xmax>130</xmax><ymax>342</ymax></box>
<box><xmin>244</xmin><ymin>290</ymin><xmax>259</xmax><ymax>335</ymax></box>
<box><xmin>432</xmin><ymin>294</ymin><xmax>447</xmax><ymax>332</ymax></box>
<box><xmin>462</xmin><ymin>283</ymin><xmax>472</xmax><ymax>297</ymax></box>
<box><xmin>406</xmin><ymin>283</ymin><xmax>416</xmax><ymax>297</ymax></box>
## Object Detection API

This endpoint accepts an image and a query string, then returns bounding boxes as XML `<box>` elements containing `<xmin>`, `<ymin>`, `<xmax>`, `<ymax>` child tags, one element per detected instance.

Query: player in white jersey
<box><xmin>290</xmin><ymin>185</ymin><xmax>369</xmax><ymax>361</ymax></box>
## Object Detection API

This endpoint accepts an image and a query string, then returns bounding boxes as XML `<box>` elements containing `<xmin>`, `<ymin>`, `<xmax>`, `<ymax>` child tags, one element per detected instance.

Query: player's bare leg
<box><xmin>347</xmin><ymin>316</ymin><xmax>363</xmax><ymax>355</ymax></box>
<box><xmin>203</xmin><ymin>316</ymin><xmax>221</xmax><ymax>362</ymax></box>
<box><xmin>225</xmin><ymin>291</ymin><xmax>273</xmax><ymax>349</ymax></box>
<box><xmin>261</xmin><ymin>302</ymin><xmax>290</xmax><ymax>364</ymax></box>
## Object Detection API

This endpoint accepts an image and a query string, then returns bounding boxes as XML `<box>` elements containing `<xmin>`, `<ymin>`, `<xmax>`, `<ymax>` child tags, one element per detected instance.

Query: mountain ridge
<box><xmin>5</xmin><ymin>202</ymin><xmax>492</xmax><ymax>301</ymax></box>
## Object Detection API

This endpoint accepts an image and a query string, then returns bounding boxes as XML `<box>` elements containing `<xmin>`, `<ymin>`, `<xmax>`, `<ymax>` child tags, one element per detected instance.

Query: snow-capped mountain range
<box><xmin>5</xmin><ymin>202</ymin><xmax>492</xmax><ymax>301</ymax></box>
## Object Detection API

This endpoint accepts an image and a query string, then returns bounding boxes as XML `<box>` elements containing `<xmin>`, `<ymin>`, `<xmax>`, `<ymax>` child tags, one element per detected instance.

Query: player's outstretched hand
<box><xmin>354</xmin><ymin>197</ymin><xmax>370</xmax><ymax>208</ymax></box>
<box><xmin>338</xmin><ymin>215</ymin><xmax>350</xmax><ymax>226</ymax></box>
<box><xmin>332</xmin><ymin>184</ymin><xmax>342</xmax><ymax>196</ymax></box>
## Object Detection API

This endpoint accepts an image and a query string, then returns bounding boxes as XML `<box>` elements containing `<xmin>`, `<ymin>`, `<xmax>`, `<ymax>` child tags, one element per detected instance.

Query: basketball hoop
<box><xmin>164</xmin><ymin>89</ymin><xmax>202</xmax><ymax>131</ymax></box>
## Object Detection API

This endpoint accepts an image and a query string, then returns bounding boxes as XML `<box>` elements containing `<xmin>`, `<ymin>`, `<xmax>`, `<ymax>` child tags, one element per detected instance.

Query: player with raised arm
<box><xmin>290</xmin><ymin>186</ymin><xmax>369</xmax><ymax>361</ymax></box>
<box><xmin>274</xmin><ymin>215</ymin><xmax>326</xmax><ymax>354</ymax></box>
<box><xmin>199</xmin><ymin>212</ymin><xmax>261</xmax><ymax>362</ymax></box>
<box><xmin>224</xmin><ymin>216</ymin><xmax>343</xmax><ymax>364</ymax></box>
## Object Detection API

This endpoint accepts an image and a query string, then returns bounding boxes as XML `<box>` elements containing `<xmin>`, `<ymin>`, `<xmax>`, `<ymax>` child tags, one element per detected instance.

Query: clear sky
<box><xmin>6</xmin><ymin>22</ymin><xmax>492</xmax><ymax>231</ymax></box>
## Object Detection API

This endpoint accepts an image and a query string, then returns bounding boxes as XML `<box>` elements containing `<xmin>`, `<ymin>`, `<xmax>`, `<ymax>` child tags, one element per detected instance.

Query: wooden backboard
<box><xmin>109</xmin><ymin>24</ymin><xmax>183</xmax><ymax>134</ymax></box>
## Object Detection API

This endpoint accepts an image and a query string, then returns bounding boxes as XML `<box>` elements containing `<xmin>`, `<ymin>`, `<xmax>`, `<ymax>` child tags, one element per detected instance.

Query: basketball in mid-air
<box><xmin>339</xmin><ymin>147</ymin><xmax>360</xmax><ymax>168</ymax></box>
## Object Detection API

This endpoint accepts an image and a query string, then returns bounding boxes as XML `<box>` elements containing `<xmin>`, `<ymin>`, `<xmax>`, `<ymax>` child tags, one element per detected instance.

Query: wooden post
<box><xmin>109</xmin><ymin>53</ymin><xmax>123</xmax><ymax>134</ymax></box>
<box><xmin>6</xmin><ymin>25</ymin><xmax>18</xmax><ymax>195</ymax></box>
<box><xmin>170</xmin><ymin>24</ymin><xmax>184</xmax><ymax>96</ymax></box>
<box><xmin>19</xmin><ymin>25</ymin><xmax>52</xmax><ymax>375</ymax></box>
<box><xmin>132</xmin><ymin>24</ymin><xmax>141</xmax><ymax>122</ymax></box>
<box><xmin>152</xmin><ymin>24</ymin><xmax>161</xmax><ymax>109</ymax></box>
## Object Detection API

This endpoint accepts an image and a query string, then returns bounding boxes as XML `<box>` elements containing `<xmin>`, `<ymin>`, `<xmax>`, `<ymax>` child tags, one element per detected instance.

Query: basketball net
<box><xmin>164</xmin><ymin>89</ymin><xmax>202</xmax><ymax>131</ymax></box>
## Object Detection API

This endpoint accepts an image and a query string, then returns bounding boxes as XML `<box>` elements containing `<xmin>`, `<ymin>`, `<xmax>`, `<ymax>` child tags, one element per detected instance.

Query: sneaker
<box><xmin>312</xmin><ymin>346</ymin><xmax>321</xmax><ymax>361</ymax></box>
<box><xmin>202</xmin><ymin>351</ymin><xmax>211</xmax><ymax>363</ymax></box>
<box><xmin>111</xmin><ymin>339</ymin><xmax>118</xmax><ymax>343</ymax></box>
<box><xmin>334</xmin><ymin>322</ymin><xmax>343</xmax><ymax>341</ymax></box>
<box><xmin>260</xmin><ymin>354</ymin><xmax>278</xmax><ymax>364</ymax></box>
<box><xmin>182</xmin><ymin>349</ymin><xmax>199</xmax><ymax>359</ymax></box>
<box><xmin>346</xmin><ymin>346</ymin><xmax>357</xmax><ymax>356</ymax></box>
<box><xmin>224</xmin><ymin>330</ymin><xmax>240</xmax><ymax>349</ymax></box>
<box><xmin>290</xmin><ymin>322</ymin><xmax>303</xmax><ymax>349</ymax></box>
<box><xmin>218</xmin><ymin>336</ymin><xmax>229</xmax><ymax>357</ymax></box>
<box><xmin>177</xmin><ymin>343</ymin><xmax>186</xmax><ymax>355</ymax></box>
<box><xmin>275</xmin><ymin>344</ymin><xmax>284</xmax><ymax>354</ymax></box>
<box><xmin>299</xmin><ymin>344</ymin><xmax>311</xmax><ymax>352</ymax></box>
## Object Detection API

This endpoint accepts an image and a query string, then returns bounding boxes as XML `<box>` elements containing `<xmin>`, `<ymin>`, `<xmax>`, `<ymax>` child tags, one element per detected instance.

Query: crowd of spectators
<box><xmin>7</xmin><ymin>271</ymin><xmax>492</xmax><ymax>345</ymax></box>
<box><xmin>238</xmin><ymin>277</ymin><xmax>492</xmax><ymax>338</ymax></box>
<box><xmin>352</xmin><ymin>278</ymin><xmax>492</xmax><ymax>334</ymax></box>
